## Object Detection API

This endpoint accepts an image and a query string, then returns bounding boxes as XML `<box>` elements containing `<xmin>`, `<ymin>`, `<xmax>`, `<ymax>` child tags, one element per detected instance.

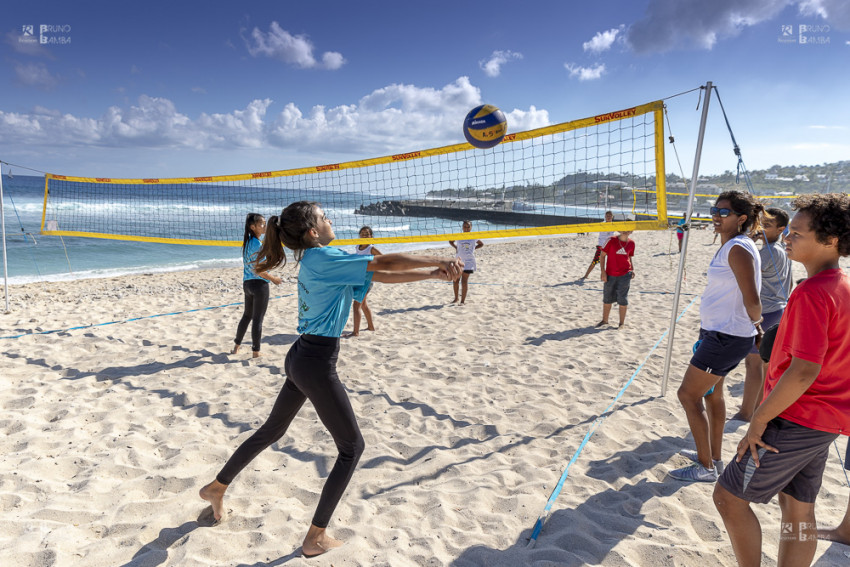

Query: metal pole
<box><xmin>1</xmin><ymin>161</ymin><xmax>10</xmax><ymax>312</ymax></box>
<box><xmin>660</xmin><ymin>82</ymin><xmax>713</xmax><ymax>396</ymax></box>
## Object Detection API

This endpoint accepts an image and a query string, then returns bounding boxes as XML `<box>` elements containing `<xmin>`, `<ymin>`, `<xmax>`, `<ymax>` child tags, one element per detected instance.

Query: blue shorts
<box><xmin>690</xmin><ymin>328</ymin><xmax>754</xmax><ymax>377</ymax></box>
<box><xmin>717</xmin><ymin>418</ymin><xmax>838</xmax><ymax>504</ymax></box>
<box><xmin>749</xmin><ymin>309</ymin><xmax>784</xmax><ymax>355</ymax></box>
<box><xmin>603</xmin><ymin>274</ymin><xmax>632</xmax><ymax>305</ymax></box>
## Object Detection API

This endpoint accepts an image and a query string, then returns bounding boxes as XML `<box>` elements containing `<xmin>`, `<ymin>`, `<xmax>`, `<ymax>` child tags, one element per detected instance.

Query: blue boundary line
<box><xmin>527</xmin><ymin>294</ymin><xmax>700</xmax><ymax>546</ymax></box>
<box><xmin>0</xmin><ymin>293</ymin><xmax>295</xmax><ymax>340</ymax></box>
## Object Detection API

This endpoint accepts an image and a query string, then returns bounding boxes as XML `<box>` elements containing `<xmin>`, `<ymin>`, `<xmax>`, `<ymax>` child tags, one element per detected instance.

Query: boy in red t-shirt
<box><xmin>713</xmin><ymin>193</ymin><xmax>850</xmax><ymax>567</ymax></box>
<box><xmin>596</xmin><ymin>230</ymin><xmax>635</xmax><ymax>329</ymax></box>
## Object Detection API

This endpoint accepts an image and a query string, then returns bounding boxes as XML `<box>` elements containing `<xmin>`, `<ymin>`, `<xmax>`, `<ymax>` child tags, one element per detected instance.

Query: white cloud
<box><xmin>192</xmin><ymin>86</ymin><xmax>207</xmax><ymax>94</ymax></box>
<box><xmin>564</xmin><ymin>63</ymin><xmax>606</xmax><ymax>81</ymax></box>
<box><xmin>626</xmin><ymin>0</ymin><xmax>850</xmax><ymax>54</ymax></box>
<box><xmin>583</xmin><ymin>28</ymin><xmax>622</xmax><ymax>53</ymax></box>
<box><xmin>808</xmin><ymin>124</ymin><xmax>846</xmax><ymax>129</ymax></box>
<box><xmin>479</xmin><ymin>50</ymin><xmax>523</xmax><ymax>77</ymax></box>
<box><xmin>0</xmin><ymin>77</ymin><xmax>550</xmax><ymax>156</ymax></box>
<box><xmin>14</xmin><ymin>62</ymin><xmax>59</xmax><ymax>89</ymax></box>
<box><xmin>4</xmin><ymin>30</ymin><xmax>54</xmax><ymax>58</ymax></box>
<box><xmin>244</xmin><ymin>22</ymin><xmax>346</xmax><ymax>70</ymax></box>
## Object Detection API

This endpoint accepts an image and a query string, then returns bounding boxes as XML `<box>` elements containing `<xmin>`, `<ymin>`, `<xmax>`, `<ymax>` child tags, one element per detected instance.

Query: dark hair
<box><xmin>359</xmin><ymin>225</ymin><xmax>373</xmax><ymax>238</ymax></box>
<box><xmin>792</xmin><ymin>193</ymin><xmax>850</xmax><ymax>257</ymax></box>
<box><xmin>255</xmin><ymin>201</ymin><xmax>321</xmax><ymax>272</ymax></box>
<box><xmin>764</xmin><ymin>207</ymin><xmax>789</xmax><ymax>229</ymax></box>
<box><xmin>241</xmin><ymin>213</ymin><xmax>265</xmax><ymax>255</ymax></box>
<box><xmin>716</xmin><ymin>190</ymin><xmax>764</xmax><ymax>235</ymax></box>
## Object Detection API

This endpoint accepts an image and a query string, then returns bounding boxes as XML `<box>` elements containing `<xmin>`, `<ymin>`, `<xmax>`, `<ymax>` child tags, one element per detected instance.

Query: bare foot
<box><xmin>451</xmin><ymin>298</ymin><xmax>459</xmax><ymax>304</ymax></box>
<box><xmin>366</xmin><ymin>326</ymin><xmax>375</xmax><ymax>332</ymax></box>
<box><xmin>342</xmin><ymin>331</ymin><xmax>358</xmax><ymax>338</ymax></box>
<box><xmin>199</xmin><ymin>480</ymin><xmax>227</xmax><ymax>522</ymax></box>
<box><xmin>252</xmin><ymin>351</ymin><xmax>261</xmax><ymax>359</ymax></box>
<box><xmin>595</xmin><ymin>320</ymin><xmax>608</xmax><ymax>327</ymax></box>
<box><xmin>302</xmin><ymin>524</ymin><xmax>343</xmax><ymax>557</ymax></box>
<box><xmin>231</xmin><ymin>345</ymin><xmax>240</xmax><ymax>354</ymax></box>
<box><xmin>729</xmin><ymin>412</ymin><xmax>751</xmax><ymax>423</ymax></box>
<box><xmin>817</xmin><ymin>526</ymin><xmax>850</xmax><ymax>545</ymax></box>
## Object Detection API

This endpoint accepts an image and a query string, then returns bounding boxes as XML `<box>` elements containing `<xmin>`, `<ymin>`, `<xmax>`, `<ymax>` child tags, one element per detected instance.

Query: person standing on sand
<box><xmin>449</xmin><ymin>220</ymin><xmax>483</xmax><ymax>305</ymax></box>
<box><xmin>200</xmin><ymin>201</ymin><xmax>462</xmax><ymax>558</ymax></box>
<box><xmin>344</xmin><ymin>226</ymin><xmax>382</xmax><ymax>337</ymax></box>
<box><xmin>597</xmin><ymin>230</ymin><xmax>635</xmax><ymax>329</ymax></box>
<box><xmin>731</xmin><ymin>208</ymin><xmax>793</xmax><ymax>423</ymax></box>
<box><xmin>670</xmin><ymin>191</ymin><xmax>764</xmax><ymax>483</ymax></box>
<box><xmin>231</xmin><ymin>213</ymin><xmax>282</xmax><ymax>358</ymax></box>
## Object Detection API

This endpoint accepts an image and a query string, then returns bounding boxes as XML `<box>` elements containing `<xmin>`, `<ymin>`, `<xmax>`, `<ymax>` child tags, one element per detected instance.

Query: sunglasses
<box><xmin>710</xmin><ymin>206</ymin><xmax>736</xmax><ymax>218</ymax></box>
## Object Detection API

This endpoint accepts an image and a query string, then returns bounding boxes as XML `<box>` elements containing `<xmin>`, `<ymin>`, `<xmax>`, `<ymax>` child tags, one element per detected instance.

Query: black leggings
<box><xmin>234</xmin><ymin>279</ymin><xmax>270</xmax><ymax>352</ymax></box>
<box><xmin>216</xmin><ymin>334</ymin><xmax>365</xmax><ymax>529</ymax></box>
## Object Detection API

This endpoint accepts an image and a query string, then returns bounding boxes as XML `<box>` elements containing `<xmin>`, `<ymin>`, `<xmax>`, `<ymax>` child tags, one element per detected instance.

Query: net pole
<box><xmin>660</xmin><ymin>81</ymin><xmax>713</xmax><ymax>396</ymax></box>
<box><xmin>1</xmin><ymin>162</ymin><xmax>10</xmax><ymax>312</ymax></box>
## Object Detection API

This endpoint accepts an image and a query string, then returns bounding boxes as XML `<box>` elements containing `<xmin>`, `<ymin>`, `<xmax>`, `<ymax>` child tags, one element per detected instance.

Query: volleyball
<box><xmin>462</xmin><ymin>104</ymin><xmax>507</xmax><ymax>149</ymax></box>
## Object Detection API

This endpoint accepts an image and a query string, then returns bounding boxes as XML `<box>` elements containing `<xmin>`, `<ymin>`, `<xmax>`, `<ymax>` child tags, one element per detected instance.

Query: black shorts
<box><xmin>603</xmin><ymin>274</ymin><xmax>631</xmax><ymax>305</ymax></box>
<box><xmin>717</xmin><ymin>417</ymin><xmax>838</xmax><ymax>504</ymax></box>
<box><xmin>690</xmin><ymin>329</ymin><xmax>753</xmax><ymax>377</ymax></box>
<box><xmin>463</xmin><ymin>269</ymin><xmax>474</xmax><ymax>274</ymax></box>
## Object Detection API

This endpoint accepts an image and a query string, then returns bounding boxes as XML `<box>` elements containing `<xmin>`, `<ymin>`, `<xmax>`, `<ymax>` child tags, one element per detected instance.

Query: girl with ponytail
<box><xmin>202</xmin><ymin>201</ymin><xmax>463</xmax><ymax>557</ymax></box>
<box><xmin>231</xmin><ymin>213</ymin><xmax>282</xmax><ymax>358</ymax></box>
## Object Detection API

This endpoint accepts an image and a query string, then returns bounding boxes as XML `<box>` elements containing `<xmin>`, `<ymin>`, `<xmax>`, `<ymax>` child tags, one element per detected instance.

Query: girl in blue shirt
<box><xmin>232</xmin><ymin>213</ymin><xmax>282</xmax><ymax>358</ymax></box>
<box><xmin>201</xmin><ymin>201</ymin><xmax>463</xmax><ymax>557</ymax></box>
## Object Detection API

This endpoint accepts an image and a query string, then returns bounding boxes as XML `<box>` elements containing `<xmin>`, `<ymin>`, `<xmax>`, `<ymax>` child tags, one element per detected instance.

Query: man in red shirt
<box><xmin>713</xmin><ymin>193</ymin><xmax>850</xmax><ymax>567</ymax></box>
<box><xmin>596</xmin><ymin>230</ymin><xmax>635</xmax><ymax>329</ymax></box>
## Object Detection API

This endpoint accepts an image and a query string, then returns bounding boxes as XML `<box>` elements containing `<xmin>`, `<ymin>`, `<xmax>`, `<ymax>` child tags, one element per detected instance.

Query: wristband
<box><xmin>752</xmin><ymin>316</ymin><xmax>763</xmax><ymax>327</ymax></box>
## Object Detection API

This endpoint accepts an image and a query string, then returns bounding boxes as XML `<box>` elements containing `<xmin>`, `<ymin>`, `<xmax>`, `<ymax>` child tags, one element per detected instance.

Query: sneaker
<box><xmin>679</xmin><ymin>449</ymin><xmax>725</xmax><ymax>475</ymax></box>
<box><xmin>668</xmin><ymin>462</ymin><xmax>718</xmax><ymax>483</ymax></box>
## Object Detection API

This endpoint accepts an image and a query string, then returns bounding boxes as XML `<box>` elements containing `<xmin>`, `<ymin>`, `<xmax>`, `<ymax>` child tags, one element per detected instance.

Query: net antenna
<box><xmin>1</xmin><ymin>161</ymin><xmax>9</xmax><ymax>312</ymax></box>
<box><xmin>660</xmin><ymin>81</ymin><xmax>713</xmax><ymax>396</ymax></box>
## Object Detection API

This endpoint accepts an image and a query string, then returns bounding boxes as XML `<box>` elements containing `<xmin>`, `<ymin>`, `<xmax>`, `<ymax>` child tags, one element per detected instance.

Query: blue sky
<box><xmin>1</xmin><ymin>0</ymin><xmax>848</xmax><ymax>178</ymax></box>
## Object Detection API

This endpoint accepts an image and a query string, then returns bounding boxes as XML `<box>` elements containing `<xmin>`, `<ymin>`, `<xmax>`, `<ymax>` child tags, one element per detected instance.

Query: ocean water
<box><xmin>3</xmin><ymin>174</ymin><xmax>618</xmax><ymax>285</ymax></box>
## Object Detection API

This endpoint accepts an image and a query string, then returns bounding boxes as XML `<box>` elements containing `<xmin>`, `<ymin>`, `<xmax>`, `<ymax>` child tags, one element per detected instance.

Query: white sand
<box><xmin>2</xmin><ymin>229</ymin><xmax>849</xmax><ymax>567</ymax></box>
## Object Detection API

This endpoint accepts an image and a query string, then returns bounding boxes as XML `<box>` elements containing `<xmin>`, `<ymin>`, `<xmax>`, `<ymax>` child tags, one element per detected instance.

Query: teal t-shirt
<box><xmin>297</xmin><ymin>246</ymin><xmax>374</xmax><ymax>337</ymax></box>
<box><xmin>243</xmin><ymin>236</ymin><xmax>266</xmax><ymax>282</ymax></box>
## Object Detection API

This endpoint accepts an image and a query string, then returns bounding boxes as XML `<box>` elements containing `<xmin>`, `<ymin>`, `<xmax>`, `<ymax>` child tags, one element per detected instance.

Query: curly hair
<box><xmin>716</xmin><ymin>190</ymin><xmax>764</xmax><ymax>235</ymax></box>
<box><xmin>792</xmin><ymin>193</ymin><xmax>850</xmax><ymax>257</ymax></box>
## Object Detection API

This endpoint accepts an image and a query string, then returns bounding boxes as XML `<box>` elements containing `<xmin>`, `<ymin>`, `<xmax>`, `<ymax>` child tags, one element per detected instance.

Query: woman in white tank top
<box><xmin>669</xmin><ymin>191</ymin><xmax>765</xmax><ymax>483</ymax></box>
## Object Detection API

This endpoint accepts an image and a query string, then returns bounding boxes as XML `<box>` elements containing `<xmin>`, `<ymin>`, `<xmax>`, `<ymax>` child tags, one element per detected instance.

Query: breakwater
<box><xmin>354</xmin><ymin>199</ymin><xmax>591</xmax><ymax>227</ymax></box>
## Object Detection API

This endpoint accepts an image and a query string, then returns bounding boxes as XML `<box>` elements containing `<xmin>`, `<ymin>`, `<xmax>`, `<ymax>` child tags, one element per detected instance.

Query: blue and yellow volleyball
<box><xmin>463</xmin><ymin>104</ymin><xmax>507</xmax><ymax>149</ymax></box>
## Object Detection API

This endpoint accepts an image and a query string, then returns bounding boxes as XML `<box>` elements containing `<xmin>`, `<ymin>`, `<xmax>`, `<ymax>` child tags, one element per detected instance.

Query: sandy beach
<box><xmin>2</xmin><ymin>228</ymin><xmax>849</xmax><ymax>567</ymax></box>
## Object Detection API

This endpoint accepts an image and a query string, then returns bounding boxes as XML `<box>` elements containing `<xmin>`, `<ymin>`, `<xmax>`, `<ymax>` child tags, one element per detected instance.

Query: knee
<box><xmin>713</xmin><ymin>484</ymin><xmax>738</xmax><ymax>517</ymax></box>
<box><xmin>339</xmin><ymin>433</ymin><xmax>365</xmax><ymax>462</ymax></box>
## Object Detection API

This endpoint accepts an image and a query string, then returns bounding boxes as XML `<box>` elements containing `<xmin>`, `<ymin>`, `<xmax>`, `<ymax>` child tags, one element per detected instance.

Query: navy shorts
<box><xmin>603</xmin><ymin>274</ymin><xmax>632</xmax><ymax>305</ymax></box>
<box><xmin>690</xmin><ymin>328</ymin><xmax>754</xmax><ymax>377</ymax></box>
<box><xmin>717</xmin><ymin>418</ymin><xmax>838</xmax><ymax>504</ymax></box>
<box><xmin>749</xmin><ymin>309</ymin><xmax>784</xmax><ymax>354</ymax></box>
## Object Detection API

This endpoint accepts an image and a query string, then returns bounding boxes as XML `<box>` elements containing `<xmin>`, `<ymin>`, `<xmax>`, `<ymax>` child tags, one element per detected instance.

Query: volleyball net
<box><xmin>40</xmin><ymin>100</ymin><xmax>669</xmax><ymax>247</ymax></box>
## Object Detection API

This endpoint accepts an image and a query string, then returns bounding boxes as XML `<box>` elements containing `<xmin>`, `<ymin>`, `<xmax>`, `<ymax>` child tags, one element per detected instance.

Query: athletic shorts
<box><xmin>463</xmin><ymin>269</ymin><xmax>474</xmax><ymax>274</ymax></box>
<box><xmin>677</xmin><ymin>232</ymin><xmax>684</xmax><ymax>240</ymax></box>
<box><xmin>690</xmin><ymin>328</ymin><xmax>754</xmax><ymax>377</ymax></box>
<box><xmin>717</xmin><ymin>417</ymin><xmax>838</xmax><ymax>504</ymax></box>
<box><xmin>749</xmin><ymin>309</ymin><xmax>784</xmax><ymax>355</ymax></box>
<box><xmin>591</xmin><ymin>245</ymin><xmax>603</xmax><ymax>265</ymax></box>
<box><xmin>603</xmin><ymin>274</ymin><xmax>632</xmax><ymax>305</ymax></box>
